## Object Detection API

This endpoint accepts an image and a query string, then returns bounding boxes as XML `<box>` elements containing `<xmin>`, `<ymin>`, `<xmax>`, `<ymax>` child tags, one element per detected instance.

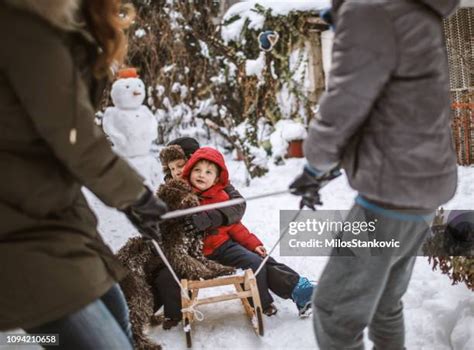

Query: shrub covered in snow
<box><xmin>102</xmin><ymin>0</ymin><xmax>329</xmax><ymax>179</ymax></box>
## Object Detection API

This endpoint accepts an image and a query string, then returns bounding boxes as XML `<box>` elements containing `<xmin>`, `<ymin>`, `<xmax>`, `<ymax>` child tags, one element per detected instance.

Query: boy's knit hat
<box><xmin>167</xmin><ymin>137</ymin><xmax>200</xmax><ymax>158</ymax></box>
<box><xmin>159</xmin><ymin>145</ymin><xmax>187</xmax><ymax>176</ymax></box>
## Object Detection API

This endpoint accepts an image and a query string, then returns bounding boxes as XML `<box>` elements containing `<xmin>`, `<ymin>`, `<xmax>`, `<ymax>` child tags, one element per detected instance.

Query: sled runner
<box><xmin>180</xmin><ymin>269</ymin><xmax>264</xmax><ymax>348</ymax></box>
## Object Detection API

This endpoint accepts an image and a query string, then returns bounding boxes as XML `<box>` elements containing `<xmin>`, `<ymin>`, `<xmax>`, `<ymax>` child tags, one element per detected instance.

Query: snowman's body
<box><xmin>103</xmin><ymin>77</ymin><xmax>158</xmax><ymax>158</ymax></box>
<box><xmin>103</xmin><ymin>77</ymin><xmax>161</xmax><ymax>188</ymax></box>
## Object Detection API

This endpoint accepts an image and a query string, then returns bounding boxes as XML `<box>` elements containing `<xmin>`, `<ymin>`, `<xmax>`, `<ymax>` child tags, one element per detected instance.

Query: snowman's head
<box><xmin>111</xmin><ymin>78</ymin><xmax>146</xmax><ymax>110</ymax></box>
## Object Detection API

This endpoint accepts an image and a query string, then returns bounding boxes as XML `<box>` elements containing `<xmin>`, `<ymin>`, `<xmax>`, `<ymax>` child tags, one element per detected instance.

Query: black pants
<box><xmin>154</xmin><ymin>239</ymin><xmax>300</xmax><ymax>319</ymax></box>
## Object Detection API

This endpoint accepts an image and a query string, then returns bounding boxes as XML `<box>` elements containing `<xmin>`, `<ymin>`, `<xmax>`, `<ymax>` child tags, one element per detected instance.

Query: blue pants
<box><xmin>25</xmin><ymin>284</ymin><xmax>133</xmax><ymax>350</ymax></box>
<box><xmin>154</xmin><ymin>239</ymin><xmax>300</xmax><ymax>319</ymax></box>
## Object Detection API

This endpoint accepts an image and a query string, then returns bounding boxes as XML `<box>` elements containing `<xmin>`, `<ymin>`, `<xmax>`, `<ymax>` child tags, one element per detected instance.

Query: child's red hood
<box><xmin>182</xmin><ymin>147</ymin><xmax>229</xmax><ymax>191</ymax></box>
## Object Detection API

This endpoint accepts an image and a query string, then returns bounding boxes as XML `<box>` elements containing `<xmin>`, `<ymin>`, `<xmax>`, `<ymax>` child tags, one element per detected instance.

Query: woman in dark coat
<box><xmin>0</xmin><ymin>1</ymin><xmax>166</xmax><ymax>348</ymax></box>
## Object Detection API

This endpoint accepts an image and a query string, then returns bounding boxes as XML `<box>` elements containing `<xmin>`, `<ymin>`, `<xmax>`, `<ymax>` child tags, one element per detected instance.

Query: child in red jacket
<box><xmin>154</xmin><ymin>139</ymin><xmax>246</xmax><ymax>329</ymax></box>
<box><xmin>181</xmin><ymin>147</ymin><xmax>315</xmax><ymax>317</ymax></box>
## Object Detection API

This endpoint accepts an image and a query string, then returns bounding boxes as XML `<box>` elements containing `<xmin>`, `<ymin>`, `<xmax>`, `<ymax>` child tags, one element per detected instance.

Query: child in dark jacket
<box><xmin>181</xmin><ymin>147</ymin><xmax>315</xmax><ymax>317</ymax></box>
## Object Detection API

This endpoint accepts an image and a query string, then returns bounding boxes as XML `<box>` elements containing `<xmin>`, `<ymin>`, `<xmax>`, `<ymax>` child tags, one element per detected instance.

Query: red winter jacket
<box><xmin>182</xmin><ymin>147</ymin><xmax>262</xmax><ymax>256</ymax></box>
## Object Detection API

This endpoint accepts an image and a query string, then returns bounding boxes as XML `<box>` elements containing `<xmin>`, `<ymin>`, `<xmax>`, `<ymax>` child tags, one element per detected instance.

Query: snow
<box><xmin>221</xmin><ymin>5</ymin><xmax>265</xmax><ymax>44</ymax></box>
<box><xmin>3</xmin><ymin>158</ymin><xmax>473</xmax><ymax>349</ymax></box>
<box><xmin>94</xmin><ymin>158</ymin><xmax>474</xmax><ymax>349</ymax></box>
<box><xmin>134</xmin><ymin>28</ymin><xmax>147</xmax><ymax>38</ymax></box>
<box><xmin>451</xmin><ymin>304</ymin><xmax>474</xmax><ymax>350</ymax></box>
<box><xmin>270</xmin><ymin>119</ymin><xmax>307</xmax><ymax>159</ymax></box>
<box><xmin>245</xmin><ymin>52</ymin><xmax>266</xmax><ymax>78</ymax></box>
<box><xmin>247</xmin><ymin>144</ymin><xmax>268</xmax><ymax>168</ymax></box>
<box><xmin>156</xmin><ymin>84</ymin><xmax>166</xmax><ymax>97</ymax></box>
<box><xmin>221</xmin><ymin>0</ymin><xmax>330</xmax><ymax>44</ymax></box>
<box><xmin>199</xmin><ymin>40</ymin><xmax>211</xmax><ymax>59</ymax></box>
<box><xmin>163</xmin><ymin>64</ymin><xmax>175</xmax><ymax>74</ymax></box>
<box><xmin>247</xmin><ymin>0</ymin><xmax>330</xmax><ymax>16</ymax></box>
<box><xmin>320</xmin><ymin>30</ymin><xmax>334</xmax><ymax>88</ymax></box>
<box><xmin>280</xmin><ymin>119</ymin><xmax>307</xmax><ymax>141</ymax></box>
<box><xmin>288</xmin><ymin>46</ymin><xmax>310</xmax><ymax>87</ymax></box>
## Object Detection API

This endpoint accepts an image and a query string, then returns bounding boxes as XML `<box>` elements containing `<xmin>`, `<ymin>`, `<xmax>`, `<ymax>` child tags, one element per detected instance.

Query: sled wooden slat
<box><xmin>180</xmin><ymin>269</ymin><xmax>264</xmax><ymax>348</ymax></box>
<box><xmin>181</xmin><ymin>279</ymin><xmax>193</xmax><ymax>347</ymax></box>
<box><xmin>187</xmin><ymin>275</ymin><xmax>244</xmax><ymax>289</ymax></box>
<box><xmin>193</xmin><ymin>291</ymin><xmax>252</xmax><ymax>306</ymax></box>
<box><xmin>234</xmin><ymin>283</ymin><xmax>254</xmax><ymax>319</ymax></box>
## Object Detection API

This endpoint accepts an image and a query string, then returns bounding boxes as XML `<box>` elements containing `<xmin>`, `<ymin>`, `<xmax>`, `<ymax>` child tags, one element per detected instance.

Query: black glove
<box><xmin>320</xmin><ymin>8</ymin><xmax>334</xmax><ymax>30</ymax></box>
<box><xmin>289</xmin><ymin>165</ymin><xmax>340</xmax><ymax>210</ymax></box>
<box><xmin>183</xmin><ymin>210</ymin><xmax>224</xmax><ymax>235</ymax></box>
<box><xmin>123</xmin><ymin>188</ymin><xmax>168</xmax><ymax>243</ymax></box>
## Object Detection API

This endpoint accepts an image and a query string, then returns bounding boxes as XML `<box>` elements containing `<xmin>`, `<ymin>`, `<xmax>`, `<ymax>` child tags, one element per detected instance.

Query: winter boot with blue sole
<box><xmin>291</xmin><ymin>277</ymin><xmax>317</xmax><ymax>318</ymax></box>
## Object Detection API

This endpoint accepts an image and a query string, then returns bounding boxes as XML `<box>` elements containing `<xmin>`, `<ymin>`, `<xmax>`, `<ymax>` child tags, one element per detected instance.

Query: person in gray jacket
<box><xmin>290</xmin><ymin>0</ymin><xmax>459</xmax><ymax>349</ymax></box>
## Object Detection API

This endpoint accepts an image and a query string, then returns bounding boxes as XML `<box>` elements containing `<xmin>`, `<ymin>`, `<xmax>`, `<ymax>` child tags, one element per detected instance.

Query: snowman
<box><xmin>103</xmin><ymin>68</ymin><xmax>161</xmax><ymax>187</ymax></box>
<box><xmin>103</xmin><ymin>68</ymin><xmax>158</xmax><ymax>157</ymax></box>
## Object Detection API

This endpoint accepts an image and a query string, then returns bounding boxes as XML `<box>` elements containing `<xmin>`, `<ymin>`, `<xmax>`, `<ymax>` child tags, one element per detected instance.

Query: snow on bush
<box><xmin>245</xmin><ymin>52</ymin><xmax>266</xmax><ymax>79</ymax></box>
<box><xmin>120</xmin><ymin>0</ymin><xmax>330</xmax><ymax>179</ymax></box>
<box><xmin>221</xmin><ymin>0</ymin><xmax>330</xmax><ymax>44</ymax></box>
<box><xmin>270</xmin><ymin>119</ymin><xmax>307</xmax><ymax>159</ymax></box>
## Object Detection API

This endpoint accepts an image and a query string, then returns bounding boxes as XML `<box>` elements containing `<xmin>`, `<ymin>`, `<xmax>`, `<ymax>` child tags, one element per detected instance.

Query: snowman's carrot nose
<box><xmin>133</xmin><ymin>91</ymin><xmax>142</xmax><ymax>96</ymax></box>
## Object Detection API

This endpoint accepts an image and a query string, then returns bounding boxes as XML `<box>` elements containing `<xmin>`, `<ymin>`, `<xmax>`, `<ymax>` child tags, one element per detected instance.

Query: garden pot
<box><xmin>286</xmin><ymin>139</ymin><xmax>304</xmax><ymax>158</ymax></box>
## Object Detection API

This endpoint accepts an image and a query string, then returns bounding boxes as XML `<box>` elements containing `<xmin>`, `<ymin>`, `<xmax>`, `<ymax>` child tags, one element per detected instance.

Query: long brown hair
<box><xmin>82</xmin><ymin>0</ymin><xmax>135</xmax><ymax>78</ymax></box>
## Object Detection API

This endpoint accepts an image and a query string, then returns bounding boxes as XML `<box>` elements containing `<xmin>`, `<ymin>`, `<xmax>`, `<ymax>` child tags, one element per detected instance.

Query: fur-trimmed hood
<box><xmin>4</xmin><ymin>0</ymin><xmax>81</xmax><ymax>30</ymax></box>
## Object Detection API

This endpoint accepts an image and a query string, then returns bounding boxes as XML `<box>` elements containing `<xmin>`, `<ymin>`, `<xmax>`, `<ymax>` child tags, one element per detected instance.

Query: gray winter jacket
<box><xmin>304</xmin><ymin>0</ymin><xmax>459</xmax><ymax>210</ymax></box>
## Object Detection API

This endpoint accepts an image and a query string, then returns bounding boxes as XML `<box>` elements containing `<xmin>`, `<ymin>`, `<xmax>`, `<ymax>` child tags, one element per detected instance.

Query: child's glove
<box><xmin>183</xmin><ymin>210</ymin><xmax>224</xmax><ymax>235</ymax></box>
<box><xmin>290</xmin><ymin>165</ymin><xmax>341</xmax><ymax>210</ymax></box>
<box><xmin>122</xmin><ymin>188</ymin><xmax>168</xmax><ymax>243</ymax></box>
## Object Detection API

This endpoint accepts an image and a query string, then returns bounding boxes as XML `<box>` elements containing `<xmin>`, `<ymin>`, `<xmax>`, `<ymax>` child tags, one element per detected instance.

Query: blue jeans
<box><xmin>25</xmin><ymin>284</ymin><xmax>133</xmax><ymax>350</ymax></box>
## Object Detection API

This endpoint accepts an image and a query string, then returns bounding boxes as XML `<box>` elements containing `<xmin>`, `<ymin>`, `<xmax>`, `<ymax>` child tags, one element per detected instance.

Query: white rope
<box><xmin>152</xmin><ymin>200</ymin><xmax>303</xmax><ymax>303</ymax></box>
<box><xmin>149</xmin><ymin>239</ymin><xmax>190</xmax><ymax>301</ymax></box>
<box><xmin>254</xmin><ymin>209</ymin><xmax>303</xmax><ymax>277</ymax></box>
<box><xmin>149</xmin><ymin>239</ymin><xmax>207</xmax><ymax>321</ymax></box>
<box><xmin>160</xmin><ymin>189</ymin><xmax>291</xmax><ymax>220</ymax></box>
<box><xmin>181</xmin><ymin>301</ymin><xmax>205</xmax><ymax>322</ymax></box>
<box><xmin>254</xmin><ymin>170</ymin><xmax>340</xmax><ymax>276</ymax></box>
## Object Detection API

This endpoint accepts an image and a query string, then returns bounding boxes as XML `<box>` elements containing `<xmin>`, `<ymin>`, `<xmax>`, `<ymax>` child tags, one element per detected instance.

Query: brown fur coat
<box><xmin>116</xmin><ymin>179</ymin><xmax>234</xmax><ymax>349</ymax></box>
<box><xmin>156</xmin><ymin>179</ymin><xmax>235</xmax><ymax>280</ymax></box>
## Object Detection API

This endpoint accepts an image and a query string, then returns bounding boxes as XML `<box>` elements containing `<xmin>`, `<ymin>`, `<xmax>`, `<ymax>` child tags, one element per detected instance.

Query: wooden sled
<box><xmin>181</xmin><ymin>269</ymin><xmax>264</xmax><ymax>348</ymax></box>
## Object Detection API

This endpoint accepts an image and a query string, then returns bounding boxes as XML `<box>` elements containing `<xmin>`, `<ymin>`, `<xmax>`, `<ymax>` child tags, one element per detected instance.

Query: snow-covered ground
<box><xmin>2</xmin><ymin>158</ymin><xmax>472</xmax><ymax>350</ymax></box>
<box><xmin>92</xmin><ymin>157</ymin><xmax>473</xmax><ymax>350</ymax></box>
